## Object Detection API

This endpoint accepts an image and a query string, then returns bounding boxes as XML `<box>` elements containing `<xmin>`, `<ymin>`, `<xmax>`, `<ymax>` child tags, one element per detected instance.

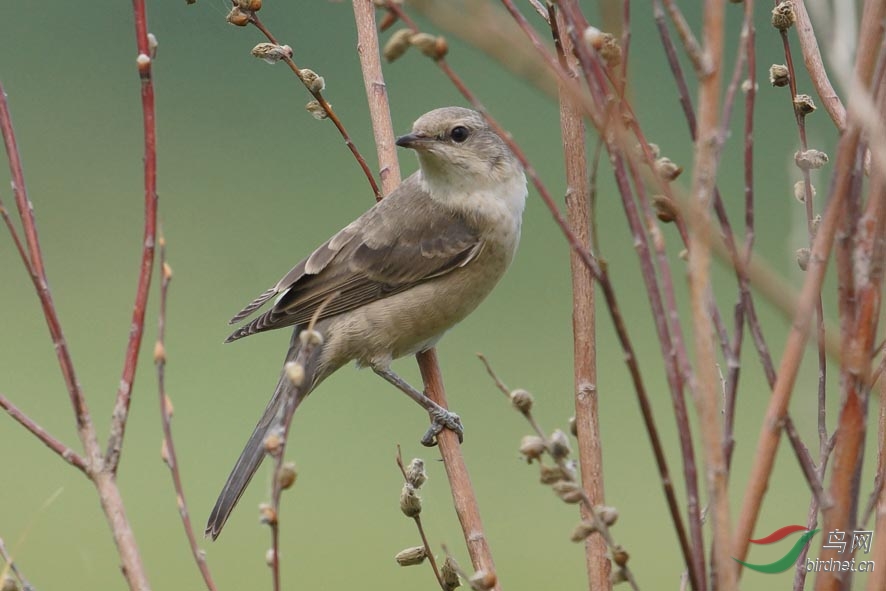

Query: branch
<box><xmin>0</xmin><ymin>394</ymin><xmax>87</xmax><ymax>473</ymax></box>
<box><xmin>105</xmin><ymin>0</ymin><xmax>159</xmax><ymax>473</ymax></box>
<box><xmin>154</xmin><ymin>239</ymin><xmax>218</xmax><ymax>591</ymax></box>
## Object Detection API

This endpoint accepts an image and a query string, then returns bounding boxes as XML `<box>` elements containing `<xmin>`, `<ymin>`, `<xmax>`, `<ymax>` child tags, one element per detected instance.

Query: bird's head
<box><xmin>396</xmin><ymin>107</ymin><xmax>521</xmax><ymax>195</ymax></box>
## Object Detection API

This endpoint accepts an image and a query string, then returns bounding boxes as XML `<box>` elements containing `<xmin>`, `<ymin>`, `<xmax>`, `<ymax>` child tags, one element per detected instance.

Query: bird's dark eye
<box><xmin>450</xmin><ymin>126</ymin><xmax>469</xmax><ymax>143</ymax></box>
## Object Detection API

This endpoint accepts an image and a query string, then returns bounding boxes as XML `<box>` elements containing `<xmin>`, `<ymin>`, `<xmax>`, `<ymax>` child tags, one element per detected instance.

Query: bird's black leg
<box><xmin>372</xmin><ymin>366</ymin><xmax>464</xmax><ymax>446</ymax></box>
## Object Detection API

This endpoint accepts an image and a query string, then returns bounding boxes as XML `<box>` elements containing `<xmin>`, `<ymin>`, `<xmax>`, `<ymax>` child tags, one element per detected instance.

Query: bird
<box><xmin>206</xmin><ymin>106</ymin><xmax>527</xmax><ymax>540</ymax></box>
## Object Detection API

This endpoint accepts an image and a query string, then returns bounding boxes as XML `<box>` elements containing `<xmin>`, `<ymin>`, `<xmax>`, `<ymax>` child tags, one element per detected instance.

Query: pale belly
<box><xmin>316</xmin><ymin>235</ymin><xmax>516</xmax><ymax>375</ymax></box>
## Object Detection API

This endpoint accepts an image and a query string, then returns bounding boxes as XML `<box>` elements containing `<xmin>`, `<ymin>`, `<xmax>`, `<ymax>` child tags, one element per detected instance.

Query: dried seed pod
<box><xmin>441</xmin><ymin>556</ymin><xmax>461</xmax><ymax>590</ymax></box>
<box><xmin>519</xmin><ymin>435</ymin><xmax>546</xmax><ymax>462</ymax></box>
<box><xmin>400</xmin><ymin>483</ymin><xmax>422</xmax><ymax>517</ymax></box>
<box><xmin>405</xmin><ymin>458</ymin><xmax>427</xmax><ymax>488</ymax></box>
<box><xmin>237</xmin><ymin>0</ymin><xmax>262</xmax><ymax>11</ymax></box>
<box><xmin>794</xmin><ymin>94</ymin><xmax>816</xmax><ymax>116</ymax></box>
<box><xmin>384</xmin><ymin>29</ymin><xmax>414</xmax><ymax>62</ymax></box>
<box><xmin>394</xmin><ymin>546</ymin><xmax>427</xmax><ymax>566</ymax></box>
<box><xmin>795</xmin><ymin>149</ymin><xmax>829</xmax><ymax>170</ymax></box>
<box><xmin>509</xmin><ymin>389</ymin><xmax>534</xmax><ymax>413</ymax></box>
<box><xmin>769</xmin><ymin>64</ymin><xmax>790</xmax><ymax>87</ymax></box>
<box><xmin>771</xmin><ymin>1</ymin><xmax>796</xmax><ymax>30</ymax></box>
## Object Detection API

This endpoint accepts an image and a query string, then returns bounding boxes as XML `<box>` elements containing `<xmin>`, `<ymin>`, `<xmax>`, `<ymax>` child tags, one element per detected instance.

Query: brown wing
<box><xmin>225</xmin><ymin>173</ymin><xmax>484</xmax><ymax>343</ymax></box>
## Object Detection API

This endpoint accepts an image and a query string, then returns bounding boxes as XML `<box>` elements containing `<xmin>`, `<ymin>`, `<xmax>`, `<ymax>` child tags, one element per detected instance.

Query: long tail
<box><xmin>205</xmin><ymin>328</ymin><xmax>320</xmax><ymax>540</ymax></box>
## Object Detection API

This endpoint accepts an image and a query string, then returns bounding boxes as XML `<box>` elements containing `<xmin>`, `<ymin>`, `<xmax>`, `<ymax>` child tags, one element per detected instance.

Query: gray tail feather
<box><xmin>206</xmin><ymin>331</ymin><xmax>318</xmax><ymax>540</ymax></box>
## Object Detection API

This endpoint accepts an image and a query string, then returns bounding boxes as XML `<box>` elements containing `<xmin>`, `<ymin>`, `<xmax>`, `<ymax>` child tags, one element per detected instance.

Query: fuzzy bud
<box><xmin>163</xmin><ymin>394</ymin><xmax>174</xmax><ymax>418</ymax></box>
<box><xmin>299</xmin><ymin>329</ymin><xmax>323</xmax><ymax>348</ymax></box>
<box><xmin>160</xmin><ymin>438</ymin><xmax>171</xmax><ymax>467</ymax></box>
<box><xmin>258</xmin><ymin>503</ymin><xmax>277</xmax><ymax>525</ymax></box>
<box><xmin>651</xmin><ymin>194</ymin><xmax>679</xmax><ymax>223</ymax></box>
<box><xmin>251</xmin><ymin>43</ymin><xmax>292</xmax><ymax>65</ymax></box>
<box><xmin>395</xmin><ymin>546</ymin><xmax>427</xmax><ymax>566</ymax></box>
<box><xmin>655</xmin><ymin>157</ymin><xmax>683</xmax><ymax>181</ymax></box>
<box><xmin>794</xmin><ymin>94</ymin><xmax>816</xmax><ymax>116</ymax></box>
<box><xmin>771</xmin><ymin>1</ymin><xmax>796</xmax><ymax>30</ymax></box>
<box><xmin>277</xmin><ymin>461</ymin><xmax>298</xmax><ymax>490</ymax></box>
<box><xmin>147</xmin><ymin>33</ymin><xmax>159</xmax><ymax>59</ymax></box>
<box><xmin>552</xmin><ymin>481</ymin><xmax>584</xmax><ymax>504</ymax></box>
<box><xmin>509</xmin><ymin>389</ymin><xmax>534</xmax><ymax>413</ymax></box>
<box><xmin>400</xmin><ymin>483</ymin><xmax>422</xmax><ymax>517</ymax></box>
<box><xmin>548</xmin><ymin>429</ymin><xmax>571</xmax><ymax>461</ymax></box>
<box><xmin>411</xmin><ymin>33</ymin><xmax>447</xmax><ymax>60</ymax></box>
<box><xmin>265</xmin><ymin>548</ymin><xmax>276</xmax><ymax>566</ymax></box>
<box><xmin>795</xmin><ymin>149</ymin><xmax>829</xmax><ymax>170</ymax></box>
<box><xmin>612</xmin><ymin>545</ymin><xmax>629</xmax><ymax>567</ymax></box>
<box><xmin>796</xmin><ymin>248</ymin><xmax>811</xmax><ymax>271</ymax></box>
<box><xmin>769</xmin><ymin>64</ymin><xmax>790</xmax><ymax>87</ymax></box>
<box><xmin>793</xmin><ymin>181</ymin><xmax>816</xmax><ymax>203</ymax></box>
<box><xmin>519</xmin><ymin>435</ymin><xmax>546</xmax><ymax>462</ymax></box>
<box><xmin>154</xmin><ymin>340</ymin><xmax>166</xmax><ymax>364</ymax></box>
<box><xmin>596</xmin><ymin>504</ymin><xmax>620</xmax><ymax>526</ymax></box>
<box><xmin>468</xmin><ymin>570</ymin><xmax>496</xmax><ymax>591</ymax></box>
<box><xmin>406</xmin><ymin>458</ymin><xmax>427</xmax><ymax>488</ymax></box>
<box><xmin>811</xmin><ymin>215</ymin><xmax>822</xmax><ymax>235</ymax></box>
<box><xmin>568</xmin><ymin>416</ymin><xmax>577</xmax><ymax>436</ymax></box>
<box><xmin>264</xmin><ymin>430</ymin><xmax>283</xmax><ymax>455</ymax></box>
<box><xmin>539</xmin><ymin>464</ymin><xmax>569</xmax><ymax>484</ymax></box>
<box><xmin>571</xmin><ymin>520</ymin><xmax>598</xmax><ymax>542</ymax></box>
<box><xmin>226</xmin><ymin>6</ymin><xmax>250</xmax><ymax>26</ymax></box>
<box><xmin>299</xmin><ymin>68</ymin><xmax>326</xmax><ymax>93</ymax></box>
<box><xmin>384</xmin><ymin>29</ymin><xmax>414</xmax><ymax>62</ymax></box>
<box><xmin>305</xmin><ymin>100</ymin><xmax>328</xmax><ymax>120</ymax></box>
<box><xmin>441</xmin><ymin>556</ymin><xmax>461</xmax><ymax>590</ymax></box>
<box><xmin>285</xmin><ymin>361</ymin><xmax>305</xmax><ymax>388</ymax></box>
<box><xmin>597</xmin><ymin>33</ymin><xmax>622</xmax><ymax>67</ymax></box>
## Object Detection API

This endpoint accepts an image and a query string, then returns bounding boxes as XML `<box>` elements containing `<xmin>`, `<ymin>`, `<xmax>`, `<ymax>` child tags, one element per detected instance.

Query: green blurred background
<box><xmin>0</xmin><ymin>1</ymin><xmax>871</xmax><ymax>589</ymax></box>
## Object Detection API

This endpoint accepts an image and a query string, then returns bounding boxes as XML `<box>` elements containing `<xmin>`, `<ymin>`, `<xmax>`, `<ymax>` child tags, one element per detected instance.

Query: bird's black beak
<box><xmin>395</xmin><ymin>133</ymin><xmax>429</xmax><ymax>149</ymax></box>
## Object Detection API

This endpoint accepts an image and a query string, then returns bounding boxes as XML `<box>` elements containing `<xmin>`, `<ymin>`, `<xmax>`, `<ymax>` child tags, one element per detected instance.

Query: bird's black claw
<box><xmin>420</xmin><ymin>408</ymin><xmax>464</xmax><ymax>446</ymax></box>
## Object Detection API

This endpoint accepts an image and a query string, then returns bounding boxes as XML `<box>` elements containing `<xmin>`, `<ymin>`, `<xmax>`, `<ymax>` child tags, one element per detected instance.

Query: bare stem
<box><xmin>154</xmin><ymin>239</ymin><xmax>218</xmax><ymax>591</ymax></box>
<box><xmin>0</xmin><ymin>394</ymin><xmax>87</xmax><ymax>473</ymax></box>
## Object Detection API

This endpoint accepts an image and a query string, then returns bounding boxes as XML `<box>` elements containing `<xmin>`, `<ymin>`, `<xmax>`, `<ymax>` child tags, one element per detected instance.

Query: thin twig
<box><xmin>395</xmin><ymin>446</ymin><xmax>445</xmax><ymax>589</ymax></box>
<box><xmin>0</xmin><ymin>536</ymin><xmax>35</xmax><ymax>591</ymax></box>
<box><xmin>244</xmin><ymin>10</ymin><xmax>381</xmax><ymax>200</ymax></box>
<box><xmin>477</xmin><ymin>354</ymin><xmax>639</xmax><ymax>591</ymax></box>
<box><xmin>104</xmin><ymin>0</ymin><xmax>159</xmax><ymax>473</ymax></box>
<box><xmin>154</xmin><ymin>238</ymin><xmax>218</xmax><ymax>591</ymax></box>
<box><xmin>0</xmin><ymin>394</ymin><xmax>87</xmax><ymax>473</ymax></box>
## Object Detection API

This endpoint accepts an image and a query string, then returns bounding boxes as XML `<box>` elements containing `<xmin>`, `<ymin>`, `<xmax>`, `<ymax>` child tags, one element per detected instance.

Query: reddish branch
<box><xmin>550</xmin><ymin>7</ymin><xmax>608</xmax><ymax>589</ymax></box>
<box><xmin>105</xmin><ymin>0</ymin><xmax>159</xmax><ymax>475</ymax></box>
<box><xmin>355</xmin><ymin>3</ymin><xmax>500</xmax><ymax>584</ymax></box>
